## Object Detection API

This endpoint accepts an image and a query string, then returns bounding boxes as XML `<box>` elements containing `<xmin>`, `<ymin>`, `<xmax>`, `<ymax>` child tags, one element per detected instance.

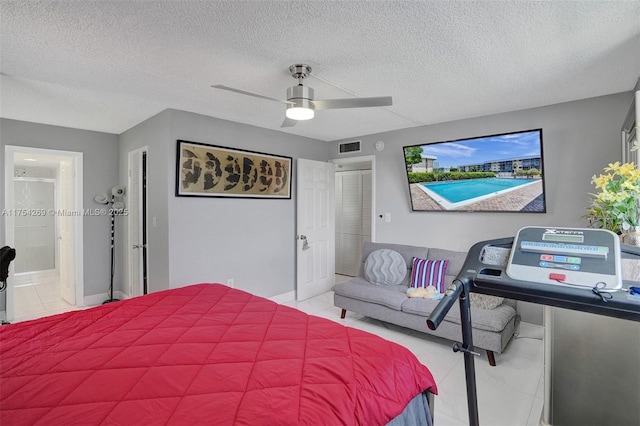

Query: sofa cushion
<box><xmin>359</xmin><ymin>242</ymin><xmax>428</xmax><ymax>286</ymax></box>
<box><xmin>333</xmin><ymin>278</ymin><xmax>407</xmax><ymax>311</ymax></box>
<box><xmin>401</xmin><ymin>297</ymin><xmax>516</xmax><ymax>333</ymax></box>
<box><xmin>364</xmin><ymin>249</ymin><xmax>407</xmax><ymax>285</ymax></box>
<box><xmin>409</xmin><ymin>258</ymin><xmax>449</xmax><ymax>292</ymax></box>
<box><xmin>427</xmin><ymin>248</ymin><xmax>467</xmax><ymax>278</ymax></box>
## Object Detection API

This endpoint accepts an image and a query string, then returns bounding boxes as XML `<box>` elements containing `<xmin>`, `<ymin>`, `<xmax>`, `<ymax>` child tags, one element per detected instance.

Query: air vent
<box><xmin>338</xmin><ymin>140</ymin><xmax>361</xmax><ymax>154</ymax></box>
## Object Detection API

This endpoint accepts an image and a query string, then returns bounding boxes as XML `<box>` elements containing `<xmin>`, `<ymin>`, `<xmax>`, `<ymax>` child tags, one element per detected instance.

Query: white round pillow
<box><xmin>364</xmin><ymin>249</ymin><xmax>407</xmax><ymax>285</ymax></box>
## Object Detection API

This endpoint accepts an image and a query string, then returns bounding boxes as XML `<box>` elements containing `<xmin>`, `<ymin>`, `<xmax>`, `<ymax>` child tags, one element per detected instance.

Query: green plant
<box><xmin>515</xmin><ymin>168</ymin><xmax>541</xmax><ymax>178</ymax></box>
<box><xmin>584</xmin><ymin>161</ymin><xmax>640</xmax><ymax>233</ymax></box>
<box><xmin>527</xmin><ymin>168</ymin><xmax>541</xmax><ymax>178</ymax></box>
<box><xmin>406</xmin><ymin>171</ymin><xmax>495</xmax><ymax>184</ymax></box>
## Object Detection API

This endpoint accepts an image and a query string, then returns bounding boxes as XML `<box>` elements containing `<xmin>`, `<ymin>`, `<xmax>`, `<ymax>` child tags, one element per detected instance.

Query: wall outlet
<box><xmin>226</xmin><ymin>279</ymin><xmax>234</xmax><ymax>288</ymax></box>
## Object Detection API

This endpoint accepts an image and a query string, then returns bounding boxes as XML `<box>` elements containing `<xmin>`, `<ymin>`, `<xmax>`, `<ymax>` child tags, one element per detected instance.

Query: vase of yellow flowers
<box><xmin>585</xmin><ymin>161</ymin><xmax>640</xmax><ymax>245</ymax></box>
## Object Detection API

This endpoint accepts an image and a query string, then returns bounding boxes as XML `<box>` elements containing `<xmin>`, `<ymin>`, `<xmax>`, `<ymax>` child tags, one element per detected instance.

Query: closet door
<box><xmin>335</xmin><ymin>170</ymin><xmax>372</xmax><ymax>276</ymax></box>
<box><xmin>361</xmin><ymin>170</ymin><xmax>372</xmax><ymax>248</ymax></box>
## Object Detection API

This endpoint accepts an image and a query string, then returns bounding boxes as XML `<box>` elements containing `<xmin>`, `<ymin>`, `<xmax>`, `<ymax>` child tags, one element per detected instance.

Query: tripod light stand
<box><xmin>94</xmin><ymin>186</ymin><xmax>126</xmax><ymax>304</ymax></box>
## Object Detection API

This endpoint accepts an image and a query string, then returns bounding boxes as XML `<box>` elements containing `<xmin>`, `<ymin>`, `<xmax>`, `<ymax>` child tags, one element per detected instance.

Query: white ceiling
<box><xmin>1</xmin><ymin>1</ymin><xmax>639</xmax><ymax>142</ymax></box>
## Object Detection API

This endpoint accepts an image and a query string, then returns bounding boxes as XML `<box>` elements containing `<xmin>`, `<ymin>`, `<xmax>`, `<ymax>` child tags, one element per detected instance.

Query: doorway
<box><xmin>331</xmin><ymin>155</ymin><xmax>375</xmax><ymax>277</ymax></box>
<box><xmin>4</xmin><ymin>146</ymin><xmax>83</xmax><ymax>322</ymax></box>
<box><xmin>127</xmin><ymin>147</ymin><xmax>148</xmax><ymax>297</ymax></box>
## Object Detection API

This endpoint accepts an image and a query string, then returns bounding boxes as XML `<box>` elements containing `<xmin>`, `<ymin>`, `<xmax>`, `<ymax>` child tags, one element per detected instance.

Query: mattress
<box><xmin>1</xmin><ymin>283</ymin><xmax>437</xmax><ymax>425</ymax></box>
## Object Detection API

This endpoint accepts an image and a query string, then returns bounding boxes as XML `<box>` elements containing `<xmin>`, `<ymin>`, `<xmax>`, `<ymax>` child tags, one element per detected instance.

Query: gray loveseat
<box><xmin>333</xmin><ymin>242</ymin><xmax>517</xmax><ymax>366</ymax></box>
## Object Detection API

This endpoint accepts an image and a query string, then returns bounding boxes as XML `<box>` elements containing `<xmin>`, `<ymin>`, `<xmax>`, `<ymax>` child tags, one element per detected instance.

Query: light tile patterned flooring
<box><xmin>283</xmin><ymin>275</ymin><xmax>545</xmax><ymax>426</ymax></box>
<box><xmin>12</xmin><ymin>272</ymin><xmax>79</xmax><ymax>322</ymax></box>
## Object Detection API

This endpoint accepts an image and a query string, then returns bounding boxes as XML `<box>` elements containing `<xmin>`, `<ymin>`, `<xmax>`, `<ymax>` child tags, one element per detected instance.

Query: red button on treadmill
<box><xmin>549</xmin><ymin>273</ymin><xmax>566</xmax><ymax>281</ymax></box>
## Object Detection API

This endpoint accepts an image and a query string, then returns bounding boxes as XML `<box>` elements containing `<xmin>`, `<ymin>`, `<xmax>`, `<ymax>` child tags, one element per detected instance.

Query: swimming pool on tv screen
<box><xmin>421</xmin><ymin>178</ymin><xmax>537</xmax><ymax>203</ymax></box>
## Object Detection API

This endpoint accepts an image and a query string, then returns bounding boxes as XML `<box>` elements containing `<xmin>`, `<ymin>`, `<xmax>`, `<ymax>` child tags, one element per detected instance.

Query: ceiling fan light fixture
<box><xmin>286</xmin><ymin>105</ymin><xmax>315</xmax><ymax>120</ymax></box>
<box><xmin>286</xmin><ymin>85</ymin><xmax>315</xmax><ymax>120</ymax></box>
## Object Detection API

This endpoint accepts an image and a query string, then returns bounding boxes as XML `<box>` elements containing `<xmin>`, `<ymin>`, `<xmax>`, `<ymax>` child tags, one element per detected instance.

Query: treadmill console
<box><xmin>506</xmin><ymin>226</ymin><xmax>622</xmax><ymax>290</ymax></box>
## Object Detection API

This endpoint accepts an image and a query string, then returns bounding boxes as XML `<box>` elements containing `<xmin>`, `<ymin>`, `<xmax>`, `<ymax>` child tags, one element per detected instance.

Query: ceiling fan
<box><xmin>212</xmin><ymin>64</ymin><xmax>393</xmax><ymax>127</ymax></box>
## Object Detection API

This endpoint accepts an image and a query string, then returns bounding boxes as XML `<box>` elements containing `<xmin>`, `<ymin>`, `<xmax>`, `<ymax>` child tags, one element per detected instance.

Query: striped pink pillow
<box><xmin>410</xmin><ymin>258</ymin><xmax>449</xmax><ymax>293</ymax></box>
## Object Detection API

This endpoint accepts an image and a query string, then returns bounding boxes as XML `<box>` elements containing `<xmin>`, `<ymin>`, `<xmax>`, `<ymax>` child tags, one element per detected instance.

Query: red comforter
<box><xmin>1</xmin><ymin>284</ymin><xmax>436</xmax><ymax>425</ymax></box>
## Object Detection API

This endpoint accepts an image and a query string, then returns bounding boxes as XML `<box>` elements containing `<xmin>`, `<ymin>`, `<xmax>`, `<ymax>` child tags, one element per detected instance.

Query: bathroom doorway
<box><xmin>4</xmin><ymin>146</ymin><xmax>83</xmax><ymax>322</ymax></box>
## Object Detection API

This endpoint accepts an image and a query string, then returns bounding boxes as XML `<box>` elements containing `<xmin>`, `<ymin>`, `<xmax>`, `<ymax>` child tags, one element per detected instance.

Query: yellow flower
<box><xmin>592</xmin><ymin>174</ymin><xmax>610</xmax><ymax>189</ymax></box>
<box><xmin>617</xmin><ymin>162</ymin><xmax>635</xmax><ymax>176</ymax></box>
<box><xmin>603</xmin><ymin>161</ymin><xmax>621</xmax><ymax>173</ymax></box>
<box><xmin>584</xmin><ymin>161</ymin><xmax>640</xmax><ymax>233</ymax></box>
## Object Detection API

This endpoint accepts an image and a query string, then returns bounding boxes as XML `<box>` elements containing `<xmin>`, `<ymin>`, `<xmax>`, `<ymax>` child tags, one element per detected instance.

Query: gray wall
<box><xmin>329</xmin><ymin>92</ymin><xmax>633</xmax><ymax>324</ymax></box>
<box><xmin>118</xmin><ymin>110</ymin><xmax>171</xmax><ymax>293</ymax></box>
<box><xmin>330</xmin><ymin>92</ymin><xmax>632</xmax><ymax>248</ymax></box>
<box><xmin>0</xmin><ymin>118</ymin><xmax>119</xmax><ymax>298</ymax></box>
<box><xmin>119</xmin><ymin>109</ymin><xmax>328</xmax><ymax>298</ymax></box>
<box><xmin>165</xmin><ymin>110</ymin><xmax>328</xmax><ymax>297</ymax></box>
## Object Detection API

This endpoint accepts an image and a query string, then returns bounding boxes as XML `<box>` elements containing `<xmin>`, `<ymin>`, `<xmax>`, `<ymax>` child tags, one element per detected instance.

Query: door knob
<box><xmin>298</xmin><ymin>235</ymin><xmax>310</xmax><ymax>250</ymax></box>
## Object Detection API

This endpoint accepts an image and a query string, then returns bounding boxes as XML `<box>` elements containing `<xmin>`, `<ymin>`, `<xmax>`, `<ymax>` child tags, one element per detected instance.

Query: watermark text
<box><xmin>1</xmin><ymin>208</ymin><xmax>128</xmax><ymax>217</ymax></box>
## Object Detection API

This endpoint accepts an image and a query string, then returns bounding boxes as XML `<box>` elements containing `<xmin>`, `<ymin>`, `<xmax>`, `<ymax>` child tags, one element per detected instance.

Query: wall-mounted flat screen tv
<box><xmin>403</xmin><ymin>129</ymin><xmax>546</xmax><ymax>213</ymax></box>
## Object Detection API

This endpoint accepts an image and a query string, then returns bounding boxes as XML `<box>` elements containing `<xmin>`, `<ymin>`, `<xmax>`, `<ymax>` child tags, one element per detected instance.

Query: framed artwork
<box><xmin>176</xmin><ymin>140</ymin><xmax>292</xmax><ymax>199</ymax></box>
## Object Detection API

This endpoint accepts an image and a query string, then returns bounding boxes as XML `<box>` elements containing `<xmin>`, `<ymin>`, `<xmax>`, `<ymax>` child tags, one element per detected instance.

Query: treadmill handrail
<box><xmin>427</xmin><ymin>279</ymin><xmax>465</xmax><ymax>330</ymax></box>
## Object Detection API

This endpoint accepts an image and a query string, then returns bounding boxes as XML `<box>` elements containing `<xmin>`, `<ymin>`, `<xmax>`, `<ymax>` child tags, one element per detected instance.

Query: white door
<box><xmin>128</xmin><ymin>148</ymin><xmax>147</xmax><ymax>297</ymax></box>
<box><xmin>335</xmin><ymin>170</ymin><xmax>372</xmax><ymax>276</ymax></box>
<box><xmin>296</xmin><ymin>159</ymin><xmax>335</xmax><ymax>301</ymax></box>
<box><xmin>58</xmin><ymin>159</ymin><xmax>75</xmax><ymax>304</ymax></box>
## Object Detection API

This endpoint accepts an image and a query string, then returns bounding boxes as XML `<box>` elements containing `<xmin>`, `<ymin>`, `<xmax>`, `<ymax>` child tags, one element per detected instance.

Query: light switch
<box><xmin>384</xmin><ymin>213</ymin><xmax>391</xmax><ymax>223</ymax></box>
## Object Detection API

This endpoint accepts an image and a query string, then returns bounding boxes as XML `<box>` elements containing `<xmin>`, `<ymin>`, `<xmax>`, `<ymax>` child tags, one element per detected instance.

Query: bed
<box><xmin>1</xmin><ymin>283</ymin><xmax>437</xmax><ymax>425</ymax></box>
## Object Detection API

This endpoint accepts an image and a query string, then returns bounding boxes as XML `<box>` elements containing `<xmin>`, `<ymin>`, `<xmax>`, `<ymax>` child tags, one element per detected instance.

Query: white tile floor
<box><xmin>12</xmin><ymin>272</ymin><xmax>80</xmax><ymax>322</ymax></box>
<box><xmin>284</xmin><ymin>277</ymin><xmax>545</xmax><ymax>426</ymax></box>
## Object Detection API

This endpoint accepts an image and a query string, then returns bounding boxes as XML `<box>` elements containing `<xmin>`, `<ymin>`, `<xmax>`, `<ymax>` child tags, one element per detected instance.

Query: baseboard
<box><xmin>83</xmin><ymin>293</ymin><xmax>106</xmax><ymax>306</ymax></box>
<box><xmin>269</xmin><ymin>291</ymin><xmax>295</xmax><ymax>304</ymax></box>
<box><xmin>83</xmin><ymin>291</ymin><xmax>129</xmax><ymax>307</ymax></box>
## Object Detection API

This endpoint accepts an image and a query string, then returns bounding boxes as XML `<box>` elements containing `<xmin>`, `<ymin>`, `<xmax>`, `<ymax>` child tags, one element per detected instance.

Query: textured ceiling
<box><xmin>1</xmin><ymin>1</ymin><xmax>639</xmax><ymax>141</ymax></box>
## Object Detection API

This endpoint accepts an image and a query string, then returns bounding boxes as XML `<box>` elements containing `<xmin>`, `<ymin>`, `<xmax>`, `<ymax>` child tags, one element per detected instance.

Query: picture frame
<box><xmin>176</xmin><ymin>140</ymin><xmax>292</xmax><ymax>199</ymax></box>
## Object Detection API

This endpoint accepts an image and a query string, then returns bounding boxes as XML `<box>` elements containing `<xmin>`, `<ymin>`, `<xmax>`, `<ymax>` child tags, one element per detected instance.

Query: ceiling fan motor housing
<box><xmin>287</xmin><ymin>84</ymin><xmax>314</xmax><ymax>110</ymax></box>
<box><xmin>289</xmin><ymin>64</ymin><xmax>311</xmax><ymax>79</ymax></box>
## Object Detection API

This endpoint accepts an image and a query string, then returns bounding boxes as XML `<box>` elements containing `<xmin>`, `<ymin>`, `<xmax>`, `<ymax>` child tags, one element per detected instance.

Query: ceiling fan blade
<box><xmin>311</xmin><ymin>96</ymin><xmax>392</xmax><ymax>110</ymax></box>
<box><xmin>280</xmin><ymin>117</ymin><xmax>297</xmax><ymax>128</ymax></box>
<box><xmin>211</xmin><ymin>85</ymin><xmax>295</xmax><ymax>105</ymax></box>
